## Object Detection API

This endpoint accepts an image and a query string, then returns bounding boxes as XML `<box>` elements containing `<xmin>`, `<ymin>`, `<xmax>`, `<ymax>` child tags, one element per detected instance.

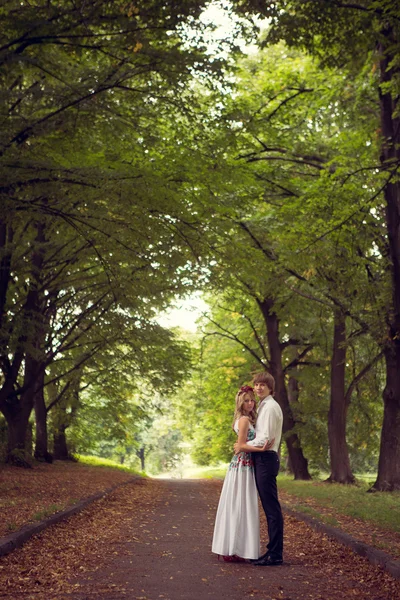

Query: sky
<box><xmin>200</xmin><ymin>2</ymin><xmax>261</xmax><ymax>54</ymax></box>
<box><xmin>156</xmin><ymin>294</ymin><xmax>209</xmax><ymax>332</ymax></box>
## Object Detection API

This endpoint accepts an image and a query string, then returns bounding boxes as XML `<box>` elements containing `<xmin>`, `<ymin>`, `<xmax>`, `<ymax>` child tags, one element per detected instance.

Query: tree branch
<box><xmin>201</xmin><ymin>315</ymin><xmax>266</xmax><ymax>368</ymax></box>
<box><xmin>344</xmin><ymin>351</ymin><xmax>384</xmax><ymax>404</ymax></box>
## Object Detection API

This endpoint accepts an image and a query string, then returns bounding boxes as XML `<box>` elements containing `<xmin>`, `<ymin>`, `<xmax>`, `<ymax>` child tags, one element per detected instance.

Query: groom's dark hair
<box><xmin>253</xmin><ymin>371</ymin><xmax>275</xmax><ymax>395</ymax></box>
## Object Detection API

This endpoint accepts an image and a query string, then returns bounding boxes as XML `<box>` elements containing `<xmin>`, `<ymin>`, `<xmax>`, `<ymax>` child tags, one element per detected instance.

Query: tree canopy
<box><xmin>1</xmin><ymin>0</ymin><xmax>399</xmax><ymax>490</ymax></box>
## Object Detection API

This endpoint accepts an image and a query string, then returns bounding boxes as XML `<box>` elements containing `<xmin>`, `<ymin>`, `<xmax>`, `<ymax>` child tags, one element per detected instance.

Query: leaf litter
<box><xmin>0</xmin><ymin>470</ymin><xmax>399</xmax><ymax>599</ymax></box>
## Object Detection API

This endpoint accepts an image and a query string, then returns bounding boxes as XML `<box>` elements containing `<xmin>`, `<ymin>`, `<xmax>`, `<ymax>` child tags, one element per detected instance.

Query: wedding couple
<box><xmin>211</xmin><ymin>372</ymin><xmax>284</xmax><ymax>566</ymax></box>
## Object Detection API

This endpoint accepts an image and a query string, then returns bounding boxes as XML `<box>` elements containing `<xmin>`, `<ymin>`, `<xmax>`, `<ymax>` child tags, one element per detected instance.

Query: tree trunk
<box><xmin>2</xmin><ymin>349</ymin><xmax>37</xmax><ymax>466</ymax></box>
<box><xmin>373</xmin><ymin>347</ymin><xmax>400</xmax><ymax>490</ymax></box>
<box><xmin>3</xmin><ymin>400</ymin><xmax>33</xmax><ymax>467</ymax></box>
<box><xmin>34</xmin><ymin>367</ymin><xmax>52</xmax><ymax>463</ymax></box>
<box><xmin>33</xmin><ymin>310</ymin><xmax>52</xmax><ymax>463</ymax></box>
<box><xmin>49</xmin><ymin>374</ymin><xmax>81</xmax><ymax>461</ymax></box>
<box><xmin>1</xmin><ymin>221</ymin><xmax>46</xmax><ymax>465</ymax></box>
<box><xmin>3</xmin><ymin>350</ymin><xmax>41</xmax><ymax>467</ymax></box>
<box><xmin>0</xmin><ymin>218</ymin><xmax>13</xmax><ymax>332</ymax></box>
<box><xmin>53</xmin><ymin>426</ymin><xmax>70</xmax><ymax>460</ymax></box>
<box><xmin>288</xmin><ymin>375</ymin><xmax>300</xmax><ymax>404</ymax></box>
<box><xmin>326</xmin><ymin>311</ymin><xmax>355</xmax><ymax>484</ymax></box>
<box><xmin>372</xmin><ymin>28</ymin><xmax>400</xmax><ymax>490</ymax></box>
<box><xmin>286</xmin><ymin>375</ymin><xmax>299</xmax><ymax>475</ymax></box>
<box><xmin>137</xmin><ymin>447</ymin><xmax>145</xmax><ymax>471</ymax></box>
<box><xmin>259</xmin><ymin>297</ymin><xmax>311</xmax><ymax>480</ymax></box>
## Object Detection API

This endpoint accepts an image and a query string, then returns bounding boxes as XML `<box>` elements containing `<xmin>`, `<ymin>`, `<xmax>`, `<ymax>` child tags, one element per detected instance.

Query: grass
<box><xmin>32</xmin><ymin>504</ymin><xmax>63</xmax><ymax>521</ymax></box>
<box><xmin>290</xmin><ymin>502</ymin><xmax>340</xmax><ymax>527</ymax></box>
<box><xmin>278</xmin><ymin>474</ymin><xmax>400</xmax><ymax>533</ymax></box>
<box><xmin>76</xmin><ymin>454</ymin><xmax>143</xmax><ymax>475</ymax></box>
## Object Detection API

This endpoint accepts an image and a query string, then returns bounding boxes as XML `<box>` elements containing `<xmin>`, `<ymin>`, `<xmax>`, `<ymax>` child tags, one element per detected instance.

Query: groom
<box><xmin>234</xmin><ymin>372</ymin><xmax>284</xmax><ymax>566</ymax></box>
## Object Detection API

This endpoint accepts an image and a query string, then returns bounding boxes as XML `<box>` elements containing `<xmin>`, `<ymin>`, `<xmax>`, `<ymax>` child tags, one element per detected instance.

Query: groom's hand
<box><xmin>262</xmin><ymin>438</ymin><xmax>275</xmax><ymax>451</ymax></box>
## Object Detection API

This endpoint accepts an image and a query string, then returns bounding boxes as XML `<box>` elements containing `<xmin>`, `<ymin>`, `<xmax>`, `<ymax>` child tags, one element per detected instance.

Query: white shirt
<box><xmin>247</xmin><ymin>395</ymin><xmax>283</xmax><ymax>453</ymax></box>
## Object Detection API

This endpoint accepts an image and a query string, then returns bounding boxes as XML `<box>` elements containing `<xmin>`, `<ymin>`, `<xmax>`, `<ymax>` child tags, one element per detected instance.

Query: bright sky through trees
<box><xmin>157</xmin><ymin>295</ymin><xmax>208</xmax><ymax>332</ymax></box>
<box><xmin>200</xmin><ymin>1</ymin><xmax>261</xmax><ymax>55</ymax></box>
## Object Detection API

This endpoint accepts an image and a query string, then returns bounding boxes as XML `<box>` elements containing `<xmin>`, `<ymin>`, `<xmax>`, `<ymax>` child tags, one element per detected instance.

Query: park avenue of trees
<box><xmin>1</xmin><ymin>0</ymin><xmax>399</xmax><ymax>491</ymax></box>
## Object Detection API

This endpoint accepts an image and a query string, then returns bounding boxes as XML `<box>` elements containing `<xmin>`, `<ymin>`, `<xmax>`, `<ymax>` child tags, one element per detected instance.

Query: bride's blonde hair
<box><xmin>232</xmin><ymin>385</ymin><xmax>257</xmax><ymax>427</ymax></box>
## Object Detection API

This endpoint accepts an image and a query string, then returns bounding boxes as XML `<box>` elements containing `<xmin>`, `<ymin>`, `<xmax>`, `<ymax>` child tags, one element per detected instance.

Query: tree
<box><xmin>196</xmin><ymin>42</ymin><xmax>385</xmax><ymax>481</ymax></box>
<box><xmin>0</xmin><ymin>0</ymin><xmax>230</xmax><ymax>463</ymax></box>
<box><xmin>234</xmin><ymin>0</ymin><xmax>400</xmax><ymax>491</ymax></box>
<box><xmin>56</xmin><ymin>317</ymin><xmax>192</xmax><ymax>461</ymax></box>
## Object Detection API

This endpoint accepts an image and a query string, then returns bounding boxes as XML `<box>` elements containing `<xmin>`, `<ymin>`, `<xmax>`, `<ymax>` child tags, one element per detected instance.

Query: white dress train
<box><xmin>211</xmin><ymin>421</ymin><xmax>260</xmax><ymax>559</ymax></box>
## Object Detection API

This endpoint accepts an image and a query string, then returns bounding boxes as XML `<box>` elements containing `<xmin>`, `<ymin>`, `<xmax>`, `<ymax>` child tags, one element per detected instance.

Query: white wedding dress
<box><xmin>211</xmin><ymin>420</ymin><xmax>260</xmax><ymax>559</ymax></box>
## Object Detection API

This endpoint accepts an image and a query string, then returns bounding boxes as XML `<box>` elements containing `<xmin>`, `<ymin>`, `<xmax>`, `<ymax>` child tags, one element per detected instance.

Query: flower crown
<box><xmin>239</xmin><ymin>385</ymin><xmax>254</xmax><ymax>394</ymax></box>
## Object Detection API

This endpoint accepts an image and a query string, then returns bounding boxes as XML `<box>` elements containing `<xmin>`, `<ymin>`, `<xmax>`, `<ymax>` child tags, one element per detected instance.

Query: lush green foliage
<box><xmin>1</xmin><ymin>2</ymin><xmax>398</xmax><ymax>484</ymax></box>
<box><xmin>0</xmin><ymin>0</ymin><xmax>238</xmax><ymax>466</ymax></box>
<box><xmin>179</xmin><ymin>42</ymin><xmax>386</xmax><ymax>476</ymax></box>
<box><xmin>230</xmin><ymin>0</ymin><xmax>400</xmax><ymax>492</ymax></box>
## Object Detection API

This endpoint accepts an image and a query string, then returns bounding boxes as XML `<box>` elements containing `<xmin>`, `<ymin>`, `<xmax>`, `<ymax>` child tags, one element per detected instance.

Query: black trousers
<box><xmin>253</xmin><ymin>451</ymin><xmax>284</xmax><ymax>560</ymax></box>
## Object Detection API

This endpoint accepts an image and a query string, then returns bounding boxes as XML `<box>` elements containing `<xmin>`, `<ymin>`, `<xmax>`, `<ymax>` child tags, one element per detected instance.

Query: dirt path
<box><xmin>1</xmin><ymin>478</ymin><xmax>399</xmax><ymax>600</ymax></box>
<box><xmin>65</xmin><ymin>479</ymin><xmax>400</xmax><ymax>600</ymax></box>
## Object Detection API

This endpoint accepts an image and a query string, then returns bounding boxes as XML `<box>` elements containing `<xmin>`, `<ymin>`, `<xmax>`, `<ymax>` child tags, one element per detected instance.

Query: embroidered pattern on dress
<box><xmin>229</xmin><ymin>427</ymin><xmax>256</xmax><ymax>471</ymax></box>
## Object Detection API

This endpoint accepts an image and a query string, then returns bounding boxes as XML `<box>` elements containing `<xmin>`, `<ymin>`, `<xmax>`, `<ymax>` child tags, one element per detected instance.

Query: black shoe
<box><xmin>253</xmin><ymin>555</ymin><xmax>283</xmax><ymax>567</ymax></box>
<box><xmin>250</xmin><ymin>550</ymin><xmax>269</xmax><ymax>564</ymax></box>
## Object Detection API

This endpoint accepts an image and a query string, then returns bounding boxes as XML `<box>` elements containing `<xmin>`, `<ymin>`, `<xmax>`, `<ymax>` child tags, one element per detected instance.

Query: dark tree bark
<box><xmin>258</xmin><ymin>297</ymin><xmax>312</xmax><ymax>480</ymax></box>
<box><xmin>326</xmin><ymin>311</ymin><xmax>355</xmax><ymax>484</ymax></box>
<box><xmin>53</xmin><ymin>426</ymin><xmax>70</xmax><ymax>461</ymax></box>
<box><xmin>1</xmin><ymin>221</ymin><xmax>46</xmax><ymax>465</ymax></box>
<box><xmin>0</xmin><ymin>219</ymin><xmax>13</xmax><ymax>332</ymax></box>
<box><xmin>2</xmin><ymin>397</ymin><xmax>33</xmax><ymax>467</ymax></box>
<box><xmin>34</xmin><ymin>367</ymin><xmax>53</xmax><ymax>463</ymax></box>
<box><xmin>1</xmin><ymin>352</ymin><xmax>32</xmax><ymax>466</ymax></box>
<box><xmin>137</xmin><ymin>446</ymin><xmax>146</xmax><ymax>471</ymax></box>
<box><xmin>372</xmin><ymin>26</ymin><xmax>400</xmax><ymax>491</ymax></box>
<box><xmin>33</xmin><ymin>304</ymin><xmax>53</xmax><ymax>463</ymax></box>
<box><xmin>3</xmin><ymin>348</ymin><xmax>42</xmax><ymax>467</ymax></box>
<box><xmin>373</xmin><ymin>347</ymin><xmax>400</xmax><ymax>490</ymax></box>
<box><xmin>286</xmin><ymin>376</ymin><xmax>300</xmax><ymax>475</ymax></box>
<box><xmin>288</xmin><ymin>375</ymin><xmax>300</xmax><ymax>404</ymax></box>
<box><xmin>51</xmin><ymin>380</ymin><xmax>80</xmax><ymax>461</ymax></box>
<box><xmin>373</xmin><ymin>346</ymin><xmax>400</xmax><ymax>490</ymax></box>
<box><xmin>0</xmin><ymin>220</ymin><xmax>25</xmax><ymax>434</ymax></box>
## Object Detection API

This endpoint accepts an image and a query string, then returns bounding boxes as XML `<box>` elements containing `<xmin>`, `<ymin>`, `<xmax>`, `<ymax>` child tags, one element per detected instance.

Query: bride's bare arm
<box><xmin>234</xmin><ymin>437</ymin><xmax>275</xmax><ymax>455</ymax></box>
<box><xmin>236</xmin><ymin>416</ymin><xmax>250</xmax><ymax>451</ymax></box>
